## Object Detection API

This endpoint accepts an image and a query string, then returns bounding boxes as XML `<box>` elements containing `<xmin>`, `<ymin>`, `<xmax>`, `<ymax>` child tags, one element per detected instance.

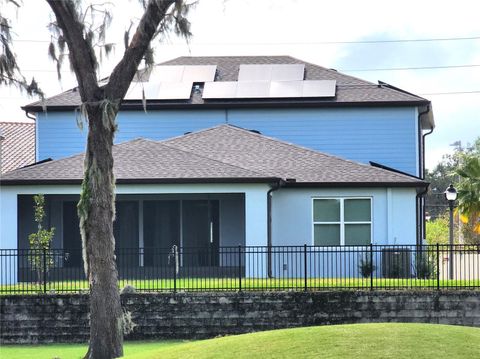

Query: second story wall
<box><xmin>37</xmin><ymin>106</ymin><xmax>419</xmax><ymax>176</ymax></box>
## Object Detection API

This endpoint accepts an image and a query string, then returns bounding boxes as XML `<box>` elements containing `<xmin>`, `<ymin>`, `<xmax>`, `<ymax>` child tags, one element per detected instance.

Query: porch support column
<box><xmin>244</xmin><ymin>186</ymin><xmax>269</xmax><ymax>278</ymax></box>
<box><xmin>0</xmin><ymin>187</ymin><xmax>18</xmax><ymax>284</ymax></box>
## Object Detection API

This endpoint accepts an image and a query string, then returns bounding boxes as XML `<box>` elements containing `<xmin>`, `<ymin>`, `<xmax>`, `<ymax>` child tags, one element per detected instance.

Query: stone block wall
<box><xmin>1</xmin><ymin>291</ymin><xmax>479</xmax><ymax>344</ymax></box>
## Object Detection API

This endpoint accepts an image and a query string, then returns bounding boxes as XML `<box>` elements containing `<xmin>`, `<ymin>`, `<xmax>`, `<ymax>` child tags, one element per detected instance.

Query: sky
<box><xmin>1</xmin><ymin>0</ymin><xmax>479</xmax><ymax>170</ymax></box>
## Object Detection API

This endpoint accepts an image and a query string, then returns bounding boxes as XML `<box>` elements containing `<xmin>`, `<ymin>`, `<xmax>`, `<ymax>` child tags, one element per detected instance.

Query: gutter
<box><xmin>267</xmin><ymin>179</ymin><xmax>286</xmax><ymax>278</ymax></box>
<box><xmin>416</xmin><ymin>184</ymin><xmax>430</xmax><ymax>246</ymax></box>
<box><xmin>417</xmin><ymin>104</ymin><xmax>433</xmax><ymax>245</ymax></box>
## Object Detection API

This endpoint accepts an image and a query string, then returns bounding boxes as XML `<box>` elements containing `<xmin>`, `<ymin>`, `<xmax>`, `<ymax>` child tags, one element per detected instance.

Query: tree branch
<box><xmin>105</xmin><ymin>0</ymin><xmax>176</xmax><ymax>101</ymax></box>
<box><xmin>46</xmin><ymin>0</ymin><xmax>100</xmax><ymax>103</ymax></box>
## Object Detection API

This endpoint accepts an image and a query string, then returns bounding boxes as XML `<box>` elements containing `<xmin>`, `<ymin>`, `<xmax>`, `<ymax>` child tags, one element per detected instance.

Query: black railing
<box><xmin>1</xmin><ymin>244</ymin><xmax>479</xmax><ymax>294</ymax></box>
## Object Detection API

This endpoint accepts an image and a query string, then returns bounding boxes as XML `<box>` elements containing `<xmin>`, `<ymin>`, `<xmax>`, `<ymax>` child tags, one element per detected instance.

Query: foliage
<box><xmin>455</xmin><ymin>153</ymin><xmax>480</xmax><ymax>241</ymax></box>
<box><xmin>0</xmin><ymin>0</ymin><xmax>44</xmax><ymax>98</ymax></box>
<box><xmin>358</xmin><ymin>256</ymin><xmax>375</xmax><ymax>278</ymax></box>
<box><xmin>426</xmin><ymin>213</ymin><xmax>454</xmax><ymax>244</ymax></box>
<box><xmin>28</xmin><ymin>194</ymin><xmax>55</xmax><ymax>284</ymax></box>
<box><xmin>414</xmin><ymin>251</ymin><xmax>435</xmax><ymax>279</ymax></box>
<box><xmin>425</xmin><ymin>137</ymin><xmax>479</xmax><ymax>220</ymax></box>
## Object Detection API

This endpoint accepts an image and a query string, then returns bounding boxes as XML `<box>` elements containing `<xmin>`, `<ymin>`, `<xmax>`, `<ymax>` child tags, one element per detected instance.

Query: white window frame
<box><xmin>312</xmin><ymin>197</ymin><xmax>373</xmax><ymax>246</ymax></box>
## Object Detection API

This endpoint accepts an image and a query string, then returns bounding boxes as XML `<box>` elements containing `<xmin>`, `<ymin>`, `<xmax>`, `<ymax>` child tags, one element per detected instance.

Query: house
<box><xmin>1</xmin><ymin>124</ymin><xmax>426</xmax><ymax>279</ymax></box>
<box><xmin>0</xmin><ymin>122</ymin><xmax>35</xmax><ymax>174</ymax></box>
<box><xmin>0</xmin><ymin>56</ymin><xmax>433</xmax><ymax>280</ymax></box>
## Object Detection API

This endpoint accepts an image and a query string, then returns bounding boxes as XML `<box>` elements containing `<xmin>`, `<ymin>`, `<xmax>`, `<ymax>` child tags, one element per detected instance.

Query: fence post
<box><xmin>43</xmin><ymin>248</ymin><xmax>47</xmax><ymax>294</ymax></box>
<box><xmin>173</xmin><ymin>245</ymin><xmax>177</xmax><ymax>293</ymax></box>
<box><xmin>369</xmin><ymin>244</ymin><xmax>374</xmax><ymax>291</ymax></box>
<box><xmin>304</xmin><ymin>244</ymin><xmax>308</xmax><ymax>291</ymax></box>
<box><xmin>238</xmin><ymin>245</ymin><xmax>242</xmax><ymax>292</ymax></box>
<box><xmin>436</xmin><ymin>243</ymin><xmax>440</xmax><ymax>291</ymax></box>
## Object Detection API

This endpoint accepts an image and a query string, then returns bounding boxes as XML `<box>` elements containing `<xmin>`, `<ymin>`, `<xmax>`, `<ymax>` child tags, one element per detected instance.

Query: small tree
<box><xmin>358</xmin><ymin>256</ymin><xmax>375</xmax><ymax>278</ymax></box>
<box><xmin>28</xmin><ymin>194</ymin><xmax>55</xmax><ymax>284</ymax></box>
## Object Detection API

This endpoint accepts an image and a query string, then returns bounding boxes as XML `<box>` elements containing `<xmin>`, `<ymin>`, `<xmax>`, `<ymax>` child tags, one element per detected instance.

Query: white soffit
<box><xmin>238</xmin><ymin>64</ymin><xmax>305</xmax><ymax>82</ymax></box>
<box><xmin>302</xmin><ymin>80</ymin><xmax>336</xmax><ymax>98</ymax></box>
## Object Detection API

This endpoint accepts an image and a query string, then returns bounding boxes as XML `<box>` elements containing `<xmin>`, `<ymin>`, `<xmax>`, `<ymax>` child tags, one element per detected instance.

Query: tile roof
<box><xmin>1</xmin><ymin>124</ymin><xmax>425</xmax><ymax>188</ymax></box>
<box><xmin>0</xmin><ymin>122</ymin><xmax>35</xmax><ymax>174</ymax></box>
<box><xmin>23</xmin><ymin>56</ymin><xmax>429</xmax><ymax>111</ymax></box>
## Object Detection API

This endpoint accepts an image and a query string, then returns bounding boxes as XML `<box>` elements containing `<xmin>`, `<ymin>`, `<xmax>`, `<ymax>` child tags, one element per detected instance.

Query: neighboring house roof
<box><xmin>0</xmin><ymin>124</ymin><xmax>426</xmax><ymax>189</ymax></box>
<box><xmin>22</xmin><ymin>55</ymin><xmax>430</xmax><ymax>112</ymax></box>
<box><xmin>0</xmin><ymin>122</ymin><xmax>35</xmax><ymax>174</ymax></box>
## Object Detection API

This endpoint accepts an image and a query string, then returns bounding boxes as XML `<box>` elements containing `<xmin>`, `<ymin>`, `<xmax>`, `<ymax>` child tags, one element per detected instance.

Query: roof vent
<box><xmin>249</xmin><ymin>129</ymin><xmax>261</xmax><ymax>134</ymax></box>
<box><xmin>184</xmin><ymin>131</ymin><xmax>192</xmax><ymax>135</ymax></box>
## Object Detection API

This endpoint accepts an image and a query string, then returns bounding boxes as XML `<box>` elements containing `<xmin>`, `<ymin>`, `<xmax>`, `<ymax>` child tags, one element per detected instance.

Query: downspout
<box><xmin>418</xmin><ymin>104</ymin><xmax>433</xmax><ymax>180</ymax></box>
<box><xmin>417</xmin><ymin>105</ymin><xmax>433</xmax><ymax>245</ymax></box>
<box><xmin>267</xmin><ymin>179</ymin><xmax>283</xmax><ymax>278</ymax></box>
<box><xmin>416</xmin><ymin>185</ymin><xmax>429</xmax><ymax>246</ymax></box>
<box><xmin>25</xmin><ymin>110</ymin><xmax>37</xmax><ymax>162</ymax></box>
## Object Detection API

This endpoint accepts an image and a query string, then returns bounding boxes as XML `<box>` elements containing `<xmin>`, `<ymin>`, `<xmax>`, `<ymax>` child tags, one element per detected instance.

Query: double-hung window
<box><xmin>313</xmin><ymin>198</ymin><xmax>372</xmax><ymax>246</ymax></box>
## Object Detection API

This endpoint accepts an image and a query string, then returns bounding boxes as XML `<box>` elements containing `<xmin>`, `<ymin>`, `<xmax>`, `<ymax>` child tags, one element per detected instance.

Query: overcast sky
<box><xmin>1</xmin><ymin>0</ymin><xmax>479</xmax><ymax>169</ymax></box>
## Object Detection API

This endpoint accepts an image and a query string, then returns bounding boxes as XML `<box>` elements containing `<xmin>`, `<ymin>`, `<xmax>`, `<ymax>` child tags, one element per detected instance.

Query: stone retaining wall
<box><xmin>1</xmin><ymin>291</ymin><xmax>479</xmax><ymax>343</ymax></box>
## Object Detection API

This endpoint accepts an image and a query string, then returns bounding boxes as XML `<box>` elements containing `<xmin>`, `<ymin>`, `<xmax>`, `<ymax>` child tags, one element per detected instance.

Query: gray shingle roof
<box><xmin>1</xmin><ymin>125</ymin><xmax>426</xmax><ymax>188</ymax></box>
<box><xmin>23</xmin><ymin>56</ymin><xmax>428</xmax><ymax>111</ymax></box>
<box><xmin>0</xmin><ymin>122</ymin><xmax>35</xmax><ymax>174</ymax></box>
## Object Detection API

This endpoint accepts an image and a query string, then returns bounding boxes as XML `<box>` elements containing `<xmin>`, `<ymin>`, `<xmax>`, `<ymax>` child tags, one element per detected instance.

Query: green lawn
<box><xmin>1</xmin><ymin>277</ymin><xmax>479</xmax><ymax>294</ymax></box>
<box><xmin>0</xmin><ymin>340</ymin><xmax>185</xmax><ymax>359</ymax></box>
<box><xmin>2</xmin><ymin>324</ymin><xmax>479</xmax><ymax>359</ymax></box>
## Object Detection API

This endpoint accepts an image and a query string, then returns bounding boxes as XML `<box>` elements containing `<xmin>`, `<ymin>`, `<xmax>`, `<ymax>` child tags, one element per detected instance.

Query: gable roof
<box><xmin>0</xmin><ymin>122</ymin><xmax>35</xmax><ymax>174</ymax></box>
<box><xmin>23</xmin><ymin>56</ymin><xmax>429</xmax><ymax>112</ymax></box>
<box><xmin>0</xmin><ymin>124</ymin><xmax>426</xmax><ymax>189</ymax></box>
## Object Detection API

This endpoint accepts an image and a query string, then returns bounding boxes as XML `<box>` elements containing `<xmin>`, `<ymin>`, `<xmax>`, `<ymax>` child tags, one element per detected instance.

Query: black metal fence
<box><xmin>1</xmin><ymin>244</ymin><xmax>479</xmax><ymax>294</ymax></box>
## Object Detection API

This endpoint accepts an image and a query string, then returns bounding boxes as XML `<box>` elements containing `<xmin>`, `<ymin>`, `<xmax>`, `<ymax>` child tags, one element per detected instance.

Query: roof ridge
<box><xmin>216</xmin><ymin>125</ymin><xmax>422</xmax><ymax>182</ymax></box>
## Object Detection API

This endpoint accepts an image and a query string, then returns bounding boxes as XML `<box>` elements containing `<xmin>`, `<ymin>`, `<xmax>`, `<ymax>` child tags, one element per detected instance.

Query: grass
<box><xmin>1</xmin><ymin>277</ymin><xmax>479</xmax><ymax>294</ymax></box>
<box><xmin>0</xmin><ymin>341</ymin><xmax>186</xmax><ymax>359</ymax></box>
<box><xmin>2</xmin><ymin>324</ymin><xmax>479</xmax><ymax>358</ymax></box>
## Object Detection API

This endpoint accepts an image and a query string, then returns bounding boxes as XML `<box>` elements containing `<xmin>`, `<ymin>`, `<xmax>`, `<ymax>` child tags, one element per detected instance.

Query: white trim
<box><xmin>414</xmin><ymin>107</ymin><xmax>420</xmax><ymax>177</ymax></box>
<box><xmin>311</xmin><ymin>197</ymin><xmax>372</xmax><ymax>246</ymax></box>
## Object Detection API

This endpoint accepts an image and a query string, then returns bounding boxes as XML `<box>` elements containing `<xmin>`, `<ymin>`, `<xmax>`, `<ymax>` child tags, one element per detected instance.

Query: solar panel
<box><xmin>149</xmin><ymin>65</ymin><xmax>185</xmax><ymax>83</ymax></box>
<box><xmin>270</xmin><ymin>81</ymin><xmax>303</xmax><ymax>98</ymax></box>
<box><xmin>238</xmin><ymin>64</ymin><xmax>305</xmax><ymax>82</ymax></box>
<box><xmin>124</xmin><ymin>82</ymin><xmax>145</xmax><ymax>100</ymax></box>
<box><xmin>302</xmin><ymin>80</ymin><xmax>336</xmax><ymax>97</ymax></box>
<box><xmin>182</xmin><ymin>65</ymin><xmax>217</xmax><ymax>83</ymax></box>
<box><xmin>238</xmin><ymin>65</ymin><xmax>272</xmax><ymax>82</ymax></box>
<box><xmin>203</xmin><ymin>82</ymin><xmax>237</xmax><ymax>99</ymax></box>
<box><xmin>236</xmin><ymin>81</ymin><xmax>270</xmax><ymax>98</ymax></box>
<box><xmin>270</xmin><ymin>64</ymin><xmax>305</xmax><ymax>81</ymax></box>
<box><xmin>143</xmin><ymin>82</ymin><xmax>162</xmax><ymax>99</ymax></box>
<box><xmin>156</xmin><ymin>82</ymin><xmax>193</xmax><ymax>100</ymax></box>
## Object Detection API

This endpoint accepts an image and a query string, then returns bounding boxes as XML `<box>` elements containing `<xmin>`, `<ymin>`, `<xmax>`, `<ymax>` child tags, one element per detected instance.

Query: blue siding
<box><xmin>37</xmin><ymin>107</ymin><xmax>418</xmax><ymax>175</ymax></box>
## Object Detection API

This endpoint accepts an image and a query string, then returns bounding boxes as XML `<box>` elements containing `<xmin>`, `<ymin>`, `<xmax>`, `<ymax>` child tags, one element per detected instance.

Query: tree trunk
<box><xmin>80</xmin><ymin>104</ymin><xmax>123</xmax><ymax>359</ymax></box>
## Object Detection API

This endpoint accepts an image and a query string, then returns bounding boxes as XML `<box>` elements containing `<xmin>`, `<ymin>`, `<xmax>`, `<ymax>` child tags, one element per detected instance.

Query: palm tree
<box><xmin>455</xmin><ymin>154</ymin><xmax>480</xmax><ymax>240</ymax></box>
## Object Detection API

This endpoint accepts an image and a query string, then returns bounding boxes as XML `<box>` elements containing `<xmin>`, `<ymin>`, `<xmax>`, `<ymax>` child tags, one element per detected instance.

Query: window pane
<box><xmin>345</xmin><ymin>224</ymin><xmax>371</xmax><ymax>246</ymax></box>
<box><xmin>344</xmin><ymin>199</ymin><xmax>371</xmax><ymax>222</ymax></box>
<box><xmin>313</xmin><ymin>199</ymin><xmax>340</xmax><ymax>222</ymax></box>
<box><xmin>314</xmin><ymin>224</ymin><xmax>340</xmax><ymax>246</ymax></box>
